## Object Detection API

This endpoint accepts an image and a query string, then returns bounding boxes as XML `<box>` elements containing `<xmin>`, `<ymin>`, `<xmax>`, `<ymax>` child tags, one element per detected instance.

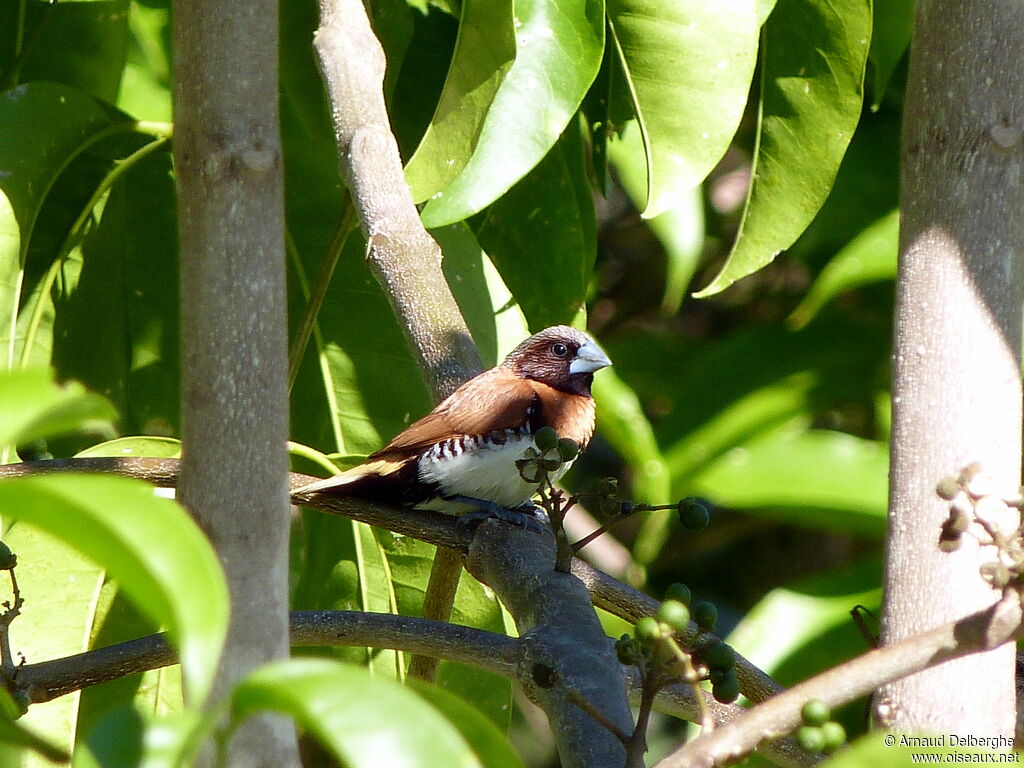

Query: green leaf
<box><xmin>0</xmin><ymin>522</ymin><xmax>104</xmax><ymax>759</ymax></box>
<box><xmin>687</xmin><ymin>420</ymin><xmax>887</xmax><ymax>536</ymax></box>
<box><xmin>0</xmin><ymin>83</ymin><xmax>125</xmax><ymax>366</ymax></box>
<box><xmin>408</xmin><ymin>681</ymin><xmax>524</xmax><ymax>768</ymax></box>
<box><xmin>696</xmin><ymin>0</ymin><xmax>872</xmax><ymax>296</ymax></box>
<box><xmin>0</xmin><ymin>690</ymin><xmax>67</xmax><ymax>763</ymax></box>
<box><xmin>728</xmin><ymin>558</ymin><xmax>880</xmax><ymax>682</ymax></box>
<box><xmin>76</xmin><ymin>436</ymin><xmax>182</xmax><ymax>459</ymax></box>
<box><xmin>0</xmin><ymin>475</ymin><xmax>228</xmax><ymax>704</ymax></box>
<box><xmin>3</xmin><ymin>0</ymin><xmax>130</xmax><ymax>104</ymax></box>
<box><xmin>788</xmin><ymin>209</ymin><xmax>898</xmax><ymax>329</ymax></box>
<box><xmin>474</xmin><ymin>123</ymin><xmax>596</xmax><ymax>330</ymax></box>
<box><xmin>417</xmin><ymin>0</ymin><xmax>604</xmax><ymax>226</ymax></box>
<box><xmin>593</xmin><ymin>370</ymin><xmax>671</xmax><ymax>566</ymax></box>
<box><xmin>868</xmin><ymin>0</ymin><xmax>912</xmax><ymax>108</ymax></box>
<box><xmin>117</xmin><ymin>1</ymin><xmax>173</xmax><ymax>122</ymax></box>
<box><xmin>607</xmin><ymin>122</ymin><xmax>704</xmax><ymax>313</ymax></box>
<box><xmin>403</xmin><ymin>0</ymin><xmax>517</xmax><ymax>204</ymax></box>
<box><xmin>0</xmin><ymin>369</ymin><xmax>117</xmax><ymax>453</ymax></box>
<box><xmin>606</xmin><ymin>0</ymin><xmax>759</xmax><ymax>218</ymax></box>
<box><xmin>231</xmin><ymin>659</ymin><xmax>480</xmax><ymax>768</ymax></box>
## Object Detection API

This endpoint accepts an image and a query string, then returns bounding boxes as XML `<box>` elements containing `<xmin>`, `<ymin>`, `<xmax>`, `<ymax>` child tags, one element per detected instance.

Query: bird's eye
<box><xmin>551</xmin><ymin>342</ymin><xmax>569</xmax><ymax>358</ymax></box>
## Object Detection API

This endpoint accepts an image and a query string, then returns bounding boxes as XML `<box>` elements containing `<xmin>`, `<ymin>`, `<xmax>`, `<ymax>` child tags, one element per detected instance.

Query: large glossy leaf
<box><xmin>474</xmin><ymin>123</ymin><xmax>596</xmax><ymax>330</ymax></box>
<box><xmin>728</xmin><ymin>558</ymin><xmax>880</xmax><ymax>682</ymax></box>
<box><xmin>868</xmin><ymin>0</ymin><xmax>912</xmax><ymax>108</ymax></box>
<box><xmin>116</xmin><ymin>1</ymin><xmax>173</xmax><ymax>122</ymax></box>
<box><xmin>408</xmin><ymin>681</ymin><xmax>523</xmax><ymax>768</ymax></box>
<box><xmin>686</xmin><ymin>420</ymin><xmax>887</xmax><ymax>536</ymax></box>
<box><xmin>606</xmin><ymin>0</ymin><xmax>758</xmax><ymax>218</ymax></box>
<box><xmin>3</xmin><ymin>0</ymin><xmax>129</xmax><ymax>103</ymax></box>
<box><xmin>231</xmin><ymin>659</ymin><xmax>481</xmax><ymax>768</ymax></box>
<box><xmin>696</xmin><ymin>0</ymin><xmax>871</xmax><ymax>296</ymax></box>
<box><xmin>403</xmin><ymin>0</ymin><xmax>517</xmax><ymax>204</ymax></box>
<box><xmin>0</xmin><ymin>83</ymin><xmax>125</xmax><ymax>366</ymax></box>
<box><xmin>2</xmin><ymin>522</ymin><xmax>105</xmax><ymax>761</ymax></box>
<box><xmin>0</xmin><ymin>475</ymin><xmax>228</xmax><ymax>704</ymax></box>
<box><xmin>607</xmin><ymin>122</ymin><xmax>704</xmax><ymax>313</ymax></box>
<box><xmin>417</xmin><ymin>0</ymin><xmax>604</xmax><ymax>226</ymax></box>
<box><xmin>0</xmin><ymin>369</ymin><xmax>116</xmax><ymax>455</ymax></box>
<box><xmin>788</xmin><ymin>209</ymin><xmax>898</xmax><ymax>329</ymax></box>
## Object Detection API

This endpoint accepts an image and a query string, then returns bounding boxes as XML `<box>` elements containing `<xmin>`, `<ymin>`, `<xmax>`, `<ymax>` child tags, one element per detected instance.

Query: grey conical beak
<box><xmin>570</xmin><ymin>340</ymin><xmax>612</xmax><ymax>374</ymax></box>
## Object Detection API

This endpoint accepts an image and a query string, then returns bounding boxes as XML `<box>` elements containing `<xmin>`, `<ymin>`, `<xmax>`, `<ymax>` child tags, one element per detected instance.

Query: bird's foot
<box><xmin>450</xmin><ymin>496</ymin><xmax>550</xmax><ymax>535</ymax></box>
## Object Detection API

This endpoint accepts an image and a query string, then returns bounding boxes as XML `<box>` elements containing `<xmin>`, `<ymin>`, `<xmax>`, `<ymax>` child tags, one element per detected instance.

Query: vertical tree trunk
<box><xmin>173</xmin><ymin>0</ymin><xmax>299</xmax><ymax>765</ymax></box>
<box><xmin>880</xmin><ymin>0</ymin><xmax>1024</xmax><ymax>735</ymax></box>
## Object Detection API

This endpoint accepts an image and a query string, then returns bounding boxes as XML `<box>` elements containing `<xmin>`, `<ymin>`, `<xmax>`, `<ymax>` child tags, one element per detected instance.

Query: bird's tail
<box><xmin>293</xmin><ymin>457</ymin><xmax>409</xmax><ymax>497</ymax></box>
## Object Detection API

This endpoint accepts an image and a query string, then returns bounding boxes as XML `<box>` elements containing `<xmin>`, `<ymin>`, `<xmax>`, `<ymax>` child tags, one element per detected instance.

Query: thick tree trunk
<box><xmin>880</xmin><ymin>0</ymin><xmax>1024</xmax><ymax>735</ymax></box>
<box><xmin>173</xmin><ymin>0</ymin><xmax>299</xmax><ymax>764</ymax></box>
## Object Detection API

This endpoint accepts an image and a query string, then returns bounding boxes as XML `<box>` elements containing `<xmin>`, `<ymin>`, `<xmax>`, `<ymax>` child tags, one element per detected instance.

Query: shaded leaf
<box><xmin>696</xmin><ymin>0</ymin><xmax>871</xmax><ymax>296</ymax></box>
<box><xmin>231</xmin><ymin>659</ymin><xmax>480</xmax><ymax>768</ymax></box>
<box><xmin>0</xmin><ymin>475</ymin><xmax>228</xmax><ymax>703</ymax></box>
<box><xmin>868</xmin><ymin>0</ymin><xmax>912</xmax><ymax>108</ymax></box>
<box><xmin>0</xmin><ymin>689</ymin><xmax>67</xmax><ymax>763</ymax></box>
<box><xmin>608</xmin><ymin>122</ymin><xmax>704</xmax><ymax>313</ymax></box>
<box><xmin>404</xmin><ymin>0</ymin><xmax>517</xmax><ymax>203</ymax></box>
<box><xmin>0</xmin><ymin>369</ymin><xmax>117</xmax><ymax>453</ymax></box>
<box><xmin>788</xmin><ymin>209</ymin><xmax>898</xmax><ymax>329</ymax></box>
<box><xmin>475</xmin><ymin>124</ymin><xmax>595</xmax><ymax>330</ymax></box>
<box><xmin>418</xmin><ymin>0</ymin><xmax>604</xmax><ymax>226</ymax></box>
<box><xmin>687</xmin><ymin>420</ymin><xmax>887</xmax><ymax>536</ymax></box>
<box><xmin>606</xmin><ymin>0</ymin><xmax>759</xmax><ymax>218</ymax></box>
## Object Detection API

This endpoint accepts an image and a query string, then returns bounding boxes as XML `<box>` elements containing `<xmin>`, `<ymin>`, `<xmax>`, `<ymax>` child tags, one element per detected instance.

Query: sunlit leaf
<box><xmin>0</xmin><ymin>369</ymin><xmax>117</xmax><ymax>453</ymax></box>
<box><xmin>606</xmin><ymin>0</ymin><xmax>758</xmax><ymax>218</ymax></box>
<box><xmin>404</xmin><ymin>0</ymin><xmax>517</xmax><ymax>204</ymax></box>
<box><xmin>687</xmin><ymin>420</ymin><xmax>887</xmax><ymax>536</ymax></box>
<box><xmin>788</xmin><ymin>209</ymin><xmax>898</xmax><ymax>329</ymax></box>
<box><xmin>231</xmin><ymin>659</ymin><xmax>480</xmax><ymax>768</ymax></box>
<box><xmin>0</xmin><ymin>475</ymin><xmax>228</xmax><ymax>704</ymax></box>
<box><xmin>608</xmin><ymin>122</ymin><xmax>704</xmax><ymax>313</ymax></box>
<box><xmin>417</xmin><ymin>0</ymin><xmax>604</xmax><ymax>226</ymax></box>
<box><xmin>696</xmin><ymin>0</ymin><xmax>871</xmax><ymax>296</ymax></box>
<box><xmin>868</xmin><ymin>0</ymin><xmax>912</xmax><ymax>108</ymax></box>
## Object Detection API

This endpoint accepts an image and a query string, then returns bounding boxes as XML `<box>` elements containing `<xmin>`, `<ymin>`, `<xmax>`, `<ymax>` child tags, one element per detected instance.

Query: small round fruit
<box><xmin>618</xmin><ymin>500</ymin><xmax>635</xmax><ymax>516</ymax></box>
<box><xmin>665</xmin><ymin>583</ymin><xmax>692</xmax><ymax>606</ymax></box>
<box><xmin>598</xmin><ymin>477</ymin><xmax>619</xmax><ymax>496</ymax></box>
<box><xmin>711</xmin><ymin>669</ymin><xmax>740</xmax><ymax>704</ymax></box>
<box><xmin>534</xmin><ymin>427</ymin><xmax>559</xmax><ymax>452</ymax></box>
<box><xmin>678</xmin><ymin>498</ymin><xmax>711</xmax><ymax>531</ymax></box>
<box><xmin>558</xmin><ymin>438</ymin><xmax>579</xmax><ymax>462</ymax></box>
<box><xmin>692</xmin><ymin>601</ymin><xmax>718</xmax><ymax>632</ymax></box>
<box><xmin>635</xmin><ymin>616</ymin><xmax>661</xmax><ymax>643</ymax></box>
<box><xmin>0</xmin><ymin>542</ymin><xmax>16</xmax><ymax>571</ymax></box>
<box><xmin>820</xmin><ymin>721</ymin><xmax>846</xmax><ymax>753</ymax></box>
<box><xmin>700</xmin><ymin>641</ymin><xmax>735</xmax><ymax>671</ymax></box>
<box><xmin>800</xmin><ymin>699</ymin><xmax>831</xmax><ymax>727</ymax></box>
<box><xmin>657</xmin><ymin>600</ymin><xmax>690</xmax><ymax>631</ymax></box>
<box><xmin>796</xmin><ymin>726</ymin><xmax>825</xmax><ymax>753</ymax></box>
<box><xmin>615</xmin><ymin>634</ymin><xmax>639</xmax><ymax>665</ymax></box>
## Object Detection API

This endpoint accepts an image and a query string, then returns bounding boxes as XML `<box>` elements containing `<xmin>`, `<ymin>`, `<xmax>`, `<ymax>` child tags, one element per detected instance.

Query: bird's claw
<box><xmin>451</xmin><ymin>496</ymin><xmax>550</xmax><ymax>535</ymax></box>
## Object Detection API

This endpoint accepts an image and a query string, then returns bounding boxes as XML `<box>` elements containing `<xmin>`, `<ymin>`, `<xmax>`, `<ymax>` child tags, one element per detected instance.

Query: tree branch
<box><xmin>653</xmin><ymin>590</ymin><xmax>1024</xmax><ymax>768</ymax></box>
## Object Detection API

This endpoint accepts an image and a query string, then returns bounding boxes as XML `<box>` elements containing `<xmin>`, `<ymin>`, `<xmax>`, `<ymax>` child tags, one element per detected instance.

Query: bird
<box><xmin>296</xmin><ymin>325</ymin><xmax>612</xmax><ymax>521</ymax></box>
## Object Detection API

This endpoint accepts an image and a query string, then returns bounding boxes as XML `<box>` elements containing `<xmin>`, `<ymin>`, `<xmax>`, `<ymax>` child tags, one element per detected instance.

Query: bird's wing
<box><xmin>375</xmin><ymin>368</ymin><xmax>539</xmax><ymax>455</ymax></box>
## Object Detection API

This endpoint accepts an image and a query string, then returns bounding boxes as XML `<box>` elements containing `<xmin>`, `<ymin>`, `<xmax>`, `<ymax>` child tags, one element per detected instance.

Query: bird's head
<box><xmin>502</xmin><ymin>326</ymin><xmax>612</xmax><ymax>396</ymax></box>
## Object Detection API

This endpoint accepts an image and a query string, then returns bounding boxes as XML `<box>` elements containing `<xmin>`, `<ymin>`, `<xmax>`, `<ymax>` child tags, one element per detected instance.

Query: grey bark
<box><xmin>172</xmin><ymin>0</ymin><xmax>298</xmax><ymax>763</ymax></box>
<box><xmin>880</xmin><ymin>0</ymin><xmax>1024</xmax><ymax>735</ymax></box>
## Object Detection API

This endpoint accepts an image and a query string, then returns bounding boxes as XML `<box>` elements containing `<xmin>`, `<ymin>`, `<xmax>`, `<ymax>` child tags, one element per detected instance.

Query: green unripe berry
<box><xmin>678</xmin><ymin>497</ymin><xmax>711</xmax><ymax>531</ymax></box>
<box><xmin>797</xmin><ymin>726</ymin><xmax>826</xmax><ymax>753</ymax></box>
<box><xmin>711</xmin><ymin>669</ymin><xmax>740</xmax><ymax>704</ymax></box>
<box><xmin>539</xmin><ymin>456</ymin><xmax>563</xmax><ymax>472</ymax></box>
<box><xmin>615</xmin><ymin>634</ymin><xmax>639</xmax><ymax>665</ymax></box>
<box><xmin>820</xmin><ymin>721</ymin><xmax>846</xmax><ymax>753</ymax></box>
<box><xmin>935</xmin><ymin>476</ymin><xmax>961</xmax><ymax>500</ymax></box>
<box><xmin>692</xmin><ymin>601</ymin><xmax>718</xmax><ymax>632</ymax></box>
<box><xmin>0</xmin><ymin>542</ymin><xmax>16</xmax><ymax>571</ymax></box>
<box><xmin>558</xmin><ymin>438</ymin><xmax>579</xmax><ymax>462</ymax></box>
<box><xmin>700</xmin><ymin>641</ymin><xmax>735</xmax><ymax>671</ymax></box>
<box><xmin>657</xmin><ymin>599</ymin><xmax>690</xmax><ymax>631</ymax></box>
<box><xmin>534</xmin><ymin>427</ymin><xmax>559</xmax><ymax>452</ymax></box>
<box><xmin>635</xmin><ymin>616</ymin><xmax>661</xmax><ymax>643</ymax></box>
<box><xmin>800</xmin><ymin>699</ymin><xmax>831</xmax><ymax>727</ymax></box>
<box><xmin>665</xmin><ymin>583</ymin><xmax>692</xmax><ymax>606</ymax></box>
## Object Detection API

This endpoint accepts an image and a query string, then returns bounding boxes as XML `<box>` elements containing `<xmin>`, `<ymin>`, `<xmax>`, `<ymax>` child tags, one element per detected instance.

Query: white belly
<box><xmin>416</xmin><ymin>434</ymin><xmax>570</xmax><ymax>514</ymax></box>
